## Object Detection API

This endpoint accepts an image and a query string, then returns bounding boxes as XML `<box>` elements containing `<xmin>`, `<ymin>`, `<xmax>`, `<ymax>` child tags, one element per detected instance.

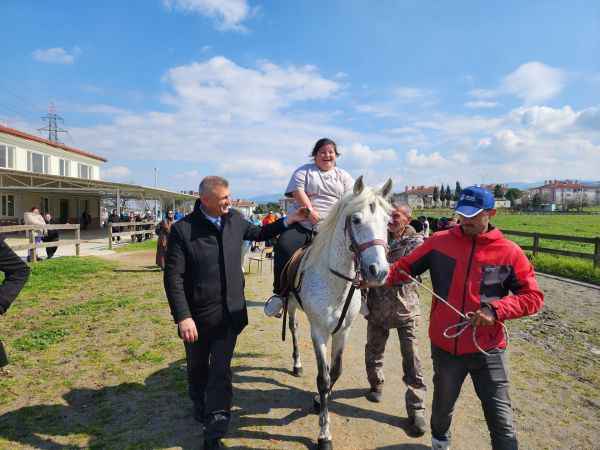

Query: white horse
<box><xmin>286</xmin><ymin>176</ymin><xmax>393</xmax><ymax>450</ymax></box>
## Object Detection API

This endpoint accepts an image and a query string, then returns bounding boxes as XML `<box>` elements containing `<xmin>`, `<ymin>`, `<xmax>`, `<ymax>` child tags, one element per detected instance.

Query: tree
<box><xmin>454</xmin><ymin>181</ymin><xmax>462</xmax><ymax>201</ymax></box>
<box><xmin>493</xmin><ymin>184</ymin><xmax>504</xmax><ymax>199</ymax></box>
<box><xmin>432</xmin><ymin>186</ymin><xmax>439</xmax><ymax>205</ymax></box>
<box><xmin>532</xmin><ymin>193</ymin><xmax>542</xmax><ymax>208</ymax></box>
<box><xmin>504</xmin><ymin>188</ymin><xmax>522</xmax><ymax>204</ymax></box>
<box><xmin>445</xmin><ymin>185</ymin><xmax>452</xmax><ymax>205</ymax></box>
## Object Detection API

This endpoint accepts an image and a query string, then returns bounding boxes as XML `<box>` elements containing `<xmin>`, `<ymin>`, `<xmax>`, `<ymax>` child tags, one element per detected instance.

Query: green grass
<box><xmin>114</xmin><ymin>239</ymin><xmax>157</xmax><ymax>253</ymax></box>
<box><xmin>530</xmin><ymin>253</ymin><xmax>600</xmax><ymax>285</ymax></box>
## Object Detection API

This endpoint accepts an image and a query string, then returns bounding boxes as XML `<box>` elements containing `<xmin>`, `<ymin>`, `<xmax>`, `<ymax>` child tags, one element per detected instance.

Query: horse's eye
<box><xmin>369</xmin><ymin>202</ymin><xmax>376</xmax><ymax>214</ymax></box>
<box><xmin>352</xmin><ymin>216</ymin><xmax>361</xmax><ymax>225</ymax></box>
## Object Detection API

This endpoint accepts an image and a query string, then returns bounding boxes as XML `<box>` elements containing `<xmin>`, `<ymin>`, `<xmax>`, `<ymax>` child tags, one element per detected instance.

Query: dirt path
<box><xmin>111</xmin><ymin>251</ymin><xmax>599</xmax><ymax>449</ymax></box>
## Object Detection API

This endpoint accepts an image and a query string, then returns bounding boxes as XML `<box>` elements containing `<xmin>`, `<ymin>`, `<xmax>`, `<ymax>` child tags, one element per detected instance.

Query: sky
<box><xmin>1</xmin><ymin>0</ymin><xmax>599</xmax><ymax>198</ymax></box>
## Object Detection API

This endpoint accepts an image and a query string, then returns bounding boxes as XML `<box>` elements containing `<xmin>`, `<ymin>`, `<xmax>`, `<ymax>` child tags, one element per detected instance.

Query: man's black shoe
<box><xmin>204</xmin><ymin>438</ymin><xmax>225</xmax><ymax>449</ymax></box>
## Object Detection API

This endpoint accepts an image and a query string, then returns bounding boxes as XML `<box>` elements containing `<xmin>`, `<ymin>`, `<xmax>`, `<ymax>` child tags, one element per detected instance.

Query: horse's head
<box><xmin>344</xmin><ymin>176</ymin><xmax>393</xmax><ymax>286</ymax></box>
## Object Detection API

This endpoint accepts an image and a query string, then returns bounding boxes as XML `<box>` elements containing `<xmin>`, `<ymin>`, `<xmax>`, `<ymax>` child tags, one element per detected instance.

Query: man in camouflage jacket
<box><xmin>364</xmin><ymin>203</ymin><xmax>427</xmax><ymax>436</ymax></box>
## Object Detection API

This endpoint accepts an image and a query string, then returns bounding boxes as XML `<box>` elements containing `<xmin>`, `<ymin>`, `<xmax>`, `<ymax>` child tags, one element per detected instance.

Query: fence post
<box><xmin>108</xmin><ymin>223</ymin><xmax>113</xmax><ymax>250</ymax></box>
<box><xmin>594</xmin><ymin>237</ymin><xmax>600</xmax><ymax>270</ymax></box>
<box><xmin>28</xmin><ymin>229</ymin><xmax>36</xmax><ymax>263</ymax></box>
<box><xmin>532</xmin><ymin>233</ymin><xmax>540</xmax><ymax>257</ymax></box>
<box><xmin>75</xmin><ymin>225</ymin><xmax>81</xmax><ymax>257</ymax></box>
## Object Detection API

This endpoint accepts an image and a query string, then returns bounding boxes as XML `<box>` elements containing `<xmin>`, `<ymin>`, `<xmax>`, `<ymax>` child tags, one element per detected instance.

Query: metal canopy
<box><xmin>0</xmin><ymin>168</ymin><xmax>196</xmax><ymax>201</ymax></box>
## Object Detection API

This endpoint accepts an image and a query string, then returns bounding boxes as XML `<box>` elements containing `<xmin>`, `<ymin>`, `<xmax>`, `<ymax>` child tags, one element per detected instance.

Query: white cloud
<box><xmin>511</xmin><ymin>105</ymin><xmax>577</xmax><ymax>133</ymax></box>
<box><xmin>468</xmin><ymin>88</ymin><xmax>497</xmax><ymax>99</ymax></box>
<box><xmin>405</xmin><ymin>148</ymin><xmax>448</xmax><ymax>168</ymax></box>
<box><xmin>502</xmin><ymin>62</ymin><xmax>566</xmax><ymax>104</ymax></box>
<box><xmin>341</xmin><ymin>143</ymin><xmax>397</xmax><ymax>170</ymax></box>
<box><xmin>32</xmin><ymin>47</ymin><xmax>80</xmax><ymax>64</ymax></box>
<box><xmin>163</xmin><ymin>0</ymin><xmax>251</xmax><ymax>31</ymax></box>
<box><xmin>162</xmin><ymin>56</ymin><xmax>340</xmax><ymax>121</ymax></box>
<box><xmin>465</xmin><ymin>100</ymin><xmax>499</xmax><ymax>109</ymax></box>
<box><xmin>393</xmin><ymin>87</ymin><xmax>435</xmax><ymax>103</ymax></box>
<box><xmin>103</xmin><ymin>165</ymin><xmax>131</xmax><ymax>180</ymax></box>
<box><xmin>576</xmin><ymin>106</ymin><xmax>600</xmax><ymax>130</ymax></box>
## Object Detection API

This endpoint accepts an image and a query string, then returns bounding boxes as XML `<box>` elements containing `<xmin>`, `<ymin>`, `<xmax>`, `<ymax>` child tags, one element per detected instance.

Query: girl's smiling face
<box><xmin>315</xmin><ymin>144</ymin><xmax>337</xmax><ymax>171</ymax></box>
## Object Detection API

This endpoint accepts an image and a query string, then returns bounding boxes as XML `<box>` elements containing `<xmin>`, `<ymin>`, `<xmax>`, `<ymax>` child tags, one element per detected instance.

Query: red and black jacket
<box><xmin>387</xmin><ymin>225</ymin><xmax>544</xmax><ymax>355</ymax></box>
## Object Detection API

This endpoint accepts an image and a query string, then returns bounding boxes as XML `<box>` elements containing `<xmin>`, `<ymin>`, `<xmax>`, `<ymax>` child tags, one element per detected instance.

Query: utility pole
<box><xmin>154</xmin><ymin>168</ymin><xmax>159</xmax><ymax>219</ymax></box>
<box><xmin>38</xmin><ymin>103</ymin><xmax>67</xmax><ymax>143</ymax></box>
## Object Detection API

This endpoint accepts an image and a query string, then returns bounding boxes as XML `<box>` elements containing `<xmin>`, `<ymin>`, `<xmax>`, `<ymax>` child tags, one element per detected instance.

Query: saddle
<box><xmin>280</xmin><ymin>245</ymin><xmax>309</xmax><ymax>342</ymax></box>
<box><xmin>279</xmin><ymin>245</ymin><xmax>308</xmax><ymax>299</ymax></box>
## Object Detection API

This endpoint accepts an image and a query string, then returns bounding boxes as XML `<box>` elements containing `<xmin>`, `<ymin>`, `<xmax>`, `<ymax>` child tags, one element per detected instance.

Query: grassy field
<box><xmin>114</xmin><ymin>239</ymin><xmax>158</xmax><ymax>253</ymax></box>
<box><xmin>0</xmin><ymin>254</ymin><xmax>598</xmax><ymax>449</ymax></box>
<box><xmin>414</xmin><ymin>209</ymin><xmax>600</xmax><ymax>284</ymax></box>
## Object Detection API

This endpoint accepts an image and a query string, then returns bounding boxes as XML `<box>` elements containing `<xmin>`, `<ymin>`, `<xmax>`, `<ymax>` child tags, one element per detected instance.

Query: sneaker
<box><xmin>365</xmin><ymin>388</ymin><xmax>382</xmax><ymax>403</ymax></box>
<box><xmin>264</xmin><ymin>295</ymin><xmax>284</xmax><ymax>318</ymax></box>
<box><xmin>407</xmin><ymin>412</ymin><xmax>427</xmax><ymax>437</ymax></box>
<box><xmin>432</xmin><ymin>437</ymin><xmax>450</xmax><ymax>450</ymax></box>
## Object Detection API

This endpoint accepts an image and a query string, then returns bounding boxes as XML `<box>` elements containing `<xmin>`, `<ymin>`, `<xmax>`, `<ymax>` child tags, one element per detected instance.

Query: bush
<box><xmin>529</xmin><ymin>254</ymin><xmax>600</xmax><ymax>286</ymax></box>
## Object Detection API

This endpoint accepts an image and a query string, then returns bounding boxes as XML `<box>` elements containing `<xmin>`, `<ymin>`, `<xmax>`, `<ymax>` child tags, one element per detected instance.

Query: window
<box><xmin>59</xmin><ymin>159</ymin><xmax>71</xmax><ymax>177</ymax></box>
<box><xmin>1</xmin><ymin>194</ymin><xmax>15</xmax><ymax>217</ymax></box>
<box><xmin>0</xmin><ymin>145</ymin><xmax>15</xmax><ymax>169</ymax></box>
<box><xmin>41</xmin><ymin>197</ymin><xmax>49</xmax><ymax>214</ymax></box>
<box><xmin>27</xmin><ymin>151</ymin><xmax>49</xmax><ymax>174</ymax></box>
<box><xmin>79</xmin><ymin>163</ymin><xmax>91</xmax><ymax>179</ymax></box>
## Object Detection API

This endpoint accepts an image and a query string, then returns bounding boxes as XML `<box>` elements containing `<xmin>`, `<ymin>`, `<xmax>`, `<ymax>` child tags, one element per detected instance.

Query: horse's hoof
<box><xmin>316</xmin><ymin>438</ymin><xmax>333</xmax><ymax>450</ymax></box>
<box><xmin>293</xmin><ymin>366</ymin><xmax>303</xmax><ymax>377</ymax></box>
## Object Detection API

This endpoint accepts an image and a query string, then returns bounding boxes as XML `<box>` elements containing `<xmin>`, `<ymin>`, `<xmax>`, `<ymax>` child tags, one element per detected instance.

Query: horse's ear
<box><xmin>379</xmin><ymin>178</ymin><xmax>393</xmax><ymax>198</ymax></box>
<box><xmin>353</xmin><ymin>176</ymin><xmax>364</xmax><ymax>195</ymax></box>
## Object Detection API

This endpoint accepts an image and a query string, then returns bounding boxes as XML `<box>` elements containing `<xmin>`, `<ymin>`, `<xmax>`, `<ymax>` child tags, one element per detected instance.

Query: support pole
<box><xmin>75</xmin><ymin>225</ymin><xmax>80</xmax><ymax>257</ymax></box>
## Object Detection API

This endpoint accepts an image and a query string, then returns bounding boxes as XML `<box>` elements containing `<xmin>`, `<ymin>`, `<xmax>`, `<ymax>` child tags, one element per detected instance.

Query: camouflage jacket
<box><xmin>366</xmin><ymin>225</ymin><xmax>424</xmax><ymax>328</ymax></box>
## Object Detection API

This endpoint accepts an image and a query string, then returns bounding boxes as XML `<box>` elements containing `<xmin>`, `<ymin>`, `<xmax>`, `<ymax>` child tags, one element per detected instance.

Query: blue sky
<box><xmin>1</xmin><ymin>0</ymin><xmax>599</xmax><ymax>197</ymax></box>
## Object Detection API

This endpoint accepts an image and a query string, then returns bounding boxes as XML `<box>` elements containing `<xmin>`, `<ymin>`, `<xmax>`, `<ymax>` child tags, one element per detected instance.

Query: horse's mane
<box><xmin>304</xmin><ymin>186</ymin><xmax>392</xmax><ymax>268</ymax></box>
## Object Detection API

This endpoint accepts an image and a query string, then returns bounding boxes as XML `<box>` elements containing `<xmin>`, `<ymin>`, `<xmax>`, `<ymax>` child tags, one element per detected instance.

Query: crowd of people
<box><xmin>0</xmin><ymin>137</ymin><xmax>544</xmax><ymax>450</ymax></box>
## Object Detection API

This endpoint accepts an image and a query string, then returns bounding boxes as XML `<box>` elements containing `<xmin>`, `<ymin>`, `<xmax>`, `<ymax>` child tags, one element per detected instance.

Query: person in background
<box><xmin>264</xmin><ymin>137</ymin><xmax>354</xmax><ymax>317</ymax></box>
<box><xmin>23</xmin><ymin>207</ymin><xmax>46</xmax><ymax>262</ymax></box>
<box><xmin>418</xmin><ymin>216</ymin><xmax>430</xmax><ymax>237</ymax></box>
<box><xmin>0</xmin><ymin>237</ymin><xmax>31</xmax><ymax>370</ymax></box>
<box><xmin>42</xmin><ymin>213</ymin><xmax>59</xmax><ymax>259</ymax></box>
<box><xmin>156</xmin><ymin>210</ymin><xmax>175</xmax><ymax>270</ymax></box>
<box><xmin>363</xmin><ymin>203</ymin><xmax>427</xmax><ymax>436</ymax></box>
<box><xmin>108</xmin><ymin>209</ymin><xmax>121</xmax><ymax>243</ymax></box>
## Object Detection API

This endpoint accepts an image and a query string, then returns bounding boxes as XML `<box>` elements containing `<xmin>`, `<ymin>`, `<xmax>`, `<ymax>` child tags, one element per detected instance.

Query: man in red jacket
<box><xmin>387</xmin><ymin>186</ymin><xmax>543</xmax><ymax>450</ymax></box>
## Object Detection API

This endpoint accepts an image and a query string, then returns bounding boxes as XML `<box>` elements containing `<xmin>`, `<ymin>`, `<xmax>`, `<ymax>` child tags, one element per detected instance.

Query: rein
<box><xmin>398</xmin><ymin>270</ymin><xmax>509</xmax><ymax>356</ymax></box>
<box><xmin>328</xmin><ymin>216</ymin><xmax>388</xmax><ymax>334</ymax></box>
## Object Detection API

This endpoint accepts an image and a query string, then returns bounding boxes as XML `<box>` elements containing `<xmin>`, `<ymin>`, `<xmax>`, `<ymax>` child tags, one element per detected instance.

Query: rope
<box><xmin>397</xmin><ymin>270</ymin><xmax>509</xmax><ymax>356</ymax></box>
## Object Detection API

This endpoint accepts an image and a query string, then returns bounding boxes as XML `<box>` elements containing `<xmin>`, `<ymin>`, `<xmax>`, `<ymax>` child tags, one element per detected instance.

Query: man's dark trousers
<box><xmin>430</xmin><ymin>345</ymin><xmax>518</xmax><ymax>450</ymax></box>
<box><xmin>184</xmin><ymin>323</ymin><xmax>237</xmax><ymax>439</ymax></box>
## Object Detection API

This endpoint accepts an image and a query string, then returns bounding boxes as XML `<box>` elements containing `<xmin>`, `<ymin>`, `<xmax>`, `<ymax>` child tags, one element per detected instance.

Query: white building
<box><xmin>528</xmin><ymin>180</ymin><xmax>600</xmax><ymax>208</ymax></box>
<box><xmin>0</xmin><ymin>125</ymin><xmax>194</xmax><ymax>226</ymax></box>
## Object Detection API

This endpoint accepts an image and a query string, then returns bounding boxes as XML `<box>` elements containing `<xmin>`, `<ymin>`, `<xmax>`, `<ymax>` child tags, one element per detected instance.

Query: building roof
<box><xmin>232</xmin><ymin>199</ymin><xmax>257</xmax><ymax>208</ymax></box>
<box><xmin>403</xmin><ymin>186</ymin><xmax>435</xmax><ymax>195</ymax></box>
<box><xmin>0</xmin><ymin>124</ymin><xmax>107</xmax><ymax>163</ymax></box>
<box><xmin>531</xmin><ymin>180</ymin><xmax>585</xmax><ymax>190</ymax></box>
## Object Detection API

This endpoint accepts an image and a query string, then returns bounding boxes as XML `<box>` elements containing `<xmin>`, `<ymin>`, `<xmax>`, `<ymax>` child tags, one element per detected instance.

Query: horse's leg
<box><xmin>329</xmin><ymin>326</ymin><xmax>350</xmax><ymax>393</ymax></box>
<box><xmin>312</xmin><ymin>328</ymin><xmax>333</xmax><ymax>450</ymax></box>
<box><xmin>289</xmin><ymin>304</ymin><xmax>303</xmax><ymax>376</ymax></box>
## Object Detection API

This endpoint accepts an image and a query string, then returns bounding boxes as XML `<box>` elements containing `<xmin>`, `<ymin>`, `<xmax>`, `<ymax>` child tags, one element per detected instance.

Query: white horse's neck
<box><xmin>317</xmin><ymin>214</ymin><xmax>355</xmax><ymax>291</ymax></box>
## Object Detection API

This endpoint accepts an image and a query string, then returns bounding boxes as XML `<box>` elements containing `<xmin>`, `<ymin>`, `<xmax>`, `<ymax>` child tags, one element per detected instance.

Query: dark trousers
<box><xmin>273</xmin><ymin>224</ymin><xmax>313</xmax><ymax>294</ymax></box>
<box><xmin>431</xmin><ymin>345</ymin><xmax>518</xmax><ymax>450</ymax></box>
<box><xmin>365</xmin><ymin>318</ymin><xmax>426</xmax><ymax>416</ymax></box>
<box><xmin>184</xmin><ymin>324</ymin><xmax>238</xmax><ymax>439</ymax></box>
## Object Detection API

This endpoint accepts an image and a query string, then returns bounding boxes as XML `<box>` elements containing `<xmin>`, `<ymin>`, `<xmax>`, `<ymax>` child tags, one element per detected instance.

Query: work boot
<box><xmin>431</xmin><ymin>436</ymin><xmax>450</xmax><ymax>450</ymax></box>
<box><xmin>366</xmin><ymin>387</ymin><xmax>382</xmax><ymax>403</ymax></box>
<box><xmin>264</xmin><ymin>295</ymin><xmax>284</xmax><ymax>318</ymax></box>
<box><xmin>407</xmin><ymin>411</ymin><xmax>427</xmax><ymax>437</ymax></box>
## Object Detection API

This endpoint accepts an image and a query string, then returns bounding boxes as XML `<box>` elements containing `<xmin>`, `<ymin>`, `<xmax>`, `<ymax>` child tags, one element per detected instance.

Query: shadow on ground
<box><xmin>0</xmin><ymin>359</ymin><xmax>419</xmax><ymax>449</ymax></box>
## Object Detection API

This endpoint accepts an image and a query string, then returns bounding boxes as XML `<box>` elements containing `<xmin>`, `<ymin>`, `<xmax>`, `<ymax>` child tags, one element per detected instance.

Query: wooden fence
<box><xmin>107</xmin><ymin>221</ymin><xmax>158</xmax><ymax>250</ymax></box>
<box><xmin>0</xmin><ymin>224</ymin><xmax>81</xmax><ymax>263</ymax></box>
<box><xmin>502</xmin><ymin>229</ymin><xmax>600</xmax><ymax>268</ymax></box>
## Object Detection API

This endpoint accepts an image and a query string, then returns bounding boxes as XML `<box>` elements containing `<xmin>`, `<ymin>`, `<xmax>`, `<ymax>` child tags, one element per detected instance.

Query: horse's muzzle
<box><xmin>366</xmin><ymin>263</ymin><xmax>389</xmax><ymax>285</ymax></box>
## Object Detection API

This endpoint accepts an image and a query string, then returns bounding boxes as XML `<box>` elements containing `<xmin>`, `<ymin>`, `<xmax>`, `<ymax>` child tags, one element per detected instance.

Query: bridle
<box><xmin>329</xmin><ymin>215</ymin><xmax>388</xmax><ymax>285</ymax></box>
<box><xmin>327</xmin><ymin>215</ymin><xmax>388</xmax><ymax>334</ymax></box>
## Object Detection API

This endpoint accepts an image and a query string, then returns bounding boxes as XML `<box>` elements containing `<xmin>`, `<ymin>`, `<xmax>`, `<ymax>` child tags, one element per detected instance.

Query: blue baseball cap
<box><xmin>455</xmin><ymin>186</ymin><xmax>495</xmax><ymax>218</ymax></box>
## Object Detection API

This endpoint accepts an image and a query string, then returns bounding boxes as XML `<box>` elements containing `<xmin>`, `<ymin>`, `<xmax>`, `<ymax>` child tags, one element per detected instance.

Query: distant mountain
<box><xmin>248</xmin><ymin>193</ymin><xmax>281</xmax><ymax>204</ymax></box>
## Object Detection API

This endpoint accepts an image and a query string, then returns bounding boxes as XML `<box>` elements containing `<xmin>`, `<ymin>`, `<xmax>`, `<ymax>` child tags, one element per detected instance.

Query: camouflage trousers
<box><xmin>365</xmin><ymin>316</ymin><xmax>427</xmax><ymax>416</ymax></box>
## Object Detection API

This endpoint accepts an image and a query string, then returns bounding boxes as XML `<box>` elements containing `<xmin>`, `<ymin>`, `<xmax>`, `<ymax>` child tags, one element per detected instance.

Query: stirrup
<box><xmin>264</xmin><ymin>295</ymin><xmax>284</xmax><ymax>318</ymax></box>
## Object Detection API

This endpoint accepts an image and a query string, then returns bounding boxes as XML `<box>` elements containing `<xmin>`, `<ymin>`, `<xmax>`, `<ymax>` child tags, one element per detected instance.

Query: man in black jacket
<box><xmin>164</xmin><ymin>176</ymin><xmax>307</xmax><ymax>449</ymax></box>
<box><xmin>0</xmin><ymin>237</ymin><xmax>31</xmax><ymax>368</ymax></box>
